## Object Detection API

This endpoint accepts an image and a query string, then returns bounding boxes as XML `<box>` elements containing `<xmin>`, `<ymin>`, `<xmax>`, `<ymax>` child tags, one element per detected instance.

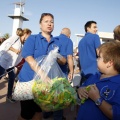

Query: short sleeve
<box><xmin>0</xmin><ymin>35</ymin><xmax>19</xmax><ymax>51</ymax></box>
<box><xmin>59</xmin><ymin>39</ymin><xmax>73</xmax><ymax>58</ymax></box>
<box><xmin>66</xmin><ymin>40</ymin><xmax>73</xmax><ymax>55</ymax></box>
<box><xmin>94</xmin><ymin>34</ymin><xmax>101</xmax><ymax>49</ymax></box>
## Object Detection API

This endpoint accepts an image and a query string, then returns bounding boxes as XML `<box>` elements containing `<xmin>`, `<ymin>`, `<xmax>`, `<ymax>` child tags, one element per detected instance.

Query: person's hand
<box><xmin>68</xmin><ymin>72</ymin><xmax>73</xmax><ymax>82</ymax></box>
<box><xmin>15</xmin><ymin>49</ymin><xmax>21</xmax><ymax>54</ymax></box>
<box><xmin>88</xmin><ymin>84</ymin><xmax>100</xmax><ymax>101</ymax></box>
<box><xmin>38</xmin><ymin>69</ymin><xmax>51</xmax><ymax>84</ymax></box>
<box><xmin>77</xmin><ymin>87</ymin><xmax>88</xmax><ymax>100</ymax></box>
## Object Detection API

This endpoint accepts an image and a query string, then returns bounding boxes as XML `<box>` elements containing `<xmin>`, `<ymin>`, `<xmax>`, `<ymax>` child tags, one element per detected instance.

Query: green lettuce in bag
<box><xmin>32</xmin><ymin>47</ymin><xmax>77</xmax><ymax>111</ymax></box>
<box><xmin>32</xmin><ymin>77</ymin><xmax>77</xmax><ymax>111</ymax></box>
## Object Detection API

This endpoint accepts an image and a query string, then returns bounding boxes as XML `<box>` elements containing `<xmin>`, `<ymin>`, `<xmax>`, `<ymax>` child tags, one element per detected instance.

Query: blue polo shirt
<box><xmin>78</xmin><ymin>32</ymin><xmax>101</xmax><ymax>77</ymax></box>
<box><xmin>54</xmin><ymin>34</ymin><xmax>73</xmax><ymax>75</ymax></box>
<box><xmin>18</xmin><ymin>33</ymin><xmax>61</xmax><ymax>82</ymax></box>
<box><xmin>77</xmin><ymin>73</ymin><xmax>120</xmax><ymax>120</ymax></box>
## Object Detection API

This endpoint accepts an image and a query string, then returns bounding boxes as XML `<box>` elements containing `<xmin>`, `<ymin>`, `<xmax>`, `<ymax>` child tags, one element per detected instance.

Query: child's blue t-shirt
<box><xmin>77</xmin><ymin>73</ymin><xmax>120</xmax><ymax>120</ymax></box>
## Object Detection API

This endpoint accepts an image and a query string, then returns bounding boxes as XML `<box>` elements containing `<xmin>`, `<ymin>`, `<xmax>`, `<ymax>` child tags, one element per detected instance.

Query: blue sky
<box><xmin>0</xmin><ymin>0</ymin><xmax>120</xmax><ymax>47</ymax></box>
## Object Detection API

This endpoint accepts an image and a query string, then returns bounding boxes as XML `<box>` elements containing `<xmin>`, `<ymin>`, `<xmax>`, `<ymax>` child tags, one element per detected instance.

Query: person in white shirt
<box><xmin>0</xmin><ymin>28</ymin><xmax>31</xmax><ymax>103</ymax></box>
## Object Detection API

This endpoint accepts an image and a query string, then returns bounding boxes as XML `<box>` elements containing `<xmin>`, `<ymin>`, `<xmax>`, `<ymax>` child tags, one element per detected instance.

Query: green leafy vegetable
<box><xmin>32</xmin><ymin>77</ymin><xmax>77</xmax><ymax>111</ymax></box>
<box><xmin>81</xmin><ymin>85</ymin><xmax>93</xmax><ymax>104</ymax></box>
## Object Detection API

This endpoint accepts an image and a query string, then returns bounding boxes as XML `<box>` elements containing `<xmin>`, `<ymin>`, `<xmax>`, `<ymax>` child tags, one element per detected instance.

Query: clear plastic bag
<box><xmin>32</xmin><ymin>47</ymin><xmax>77</xmax><ymax>111</ymax></box>
<box><xmin>12</xmin><ymin>80</ymin><xmax>34</xmax><ymax>100</ymax></box>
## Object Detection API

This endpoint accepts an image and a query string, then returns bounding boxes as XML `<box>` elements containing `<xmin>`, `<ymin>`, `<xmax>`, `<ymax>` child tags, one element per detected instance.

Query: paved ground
<box><xmin>0</xmin><ymin>76</ymin><xmax>79</xmax><ymax>120</ymax></box>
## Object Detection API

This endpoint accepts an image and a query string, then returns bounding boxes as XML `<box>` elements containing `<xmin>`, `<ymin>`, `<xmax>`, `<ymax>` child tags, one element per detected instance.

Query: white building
<box><xmin>75</xmin><ymin>32</ymin><xmax>114</xmax><ymax>47</ymax></box>
<box><xmin>8</xmin><ymin>2</ymin><xmax>29</xmax><ymax>36</ymax></box>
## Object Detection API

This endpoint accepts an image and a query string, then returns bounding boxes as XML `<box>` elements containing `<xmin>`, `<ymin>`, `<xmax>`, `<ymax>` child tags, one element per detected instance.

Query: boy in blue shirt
<box><xmin>77</xmin><ymin>41</ymin><xmax>120</xmax><ymax>120</ymax></box>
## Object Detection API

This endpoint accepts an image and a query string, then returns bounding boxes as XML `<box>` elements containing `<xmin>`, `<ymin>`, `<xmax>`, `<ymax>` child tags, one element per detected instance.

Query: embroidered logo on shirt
<box><xmin>100</xmin><ymin>85</ymin><xmax>115</xmax><ymax>100</ymax></box>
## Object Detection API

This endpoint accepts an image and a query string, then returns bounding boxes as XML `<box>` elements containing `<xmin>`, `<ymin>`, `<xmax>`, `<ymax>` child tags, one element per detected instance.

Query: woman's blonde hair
<box><xmin>16</xmin><ymin>28</ymin><xmax>32</xmax><ymax>36</ymax></box>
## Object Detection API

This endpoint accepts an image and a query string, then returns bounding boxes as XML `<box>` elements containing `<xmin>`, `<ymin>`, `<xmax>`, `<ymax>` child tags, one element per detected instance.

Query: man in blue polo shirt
<box><xmin>54</xmin><ymin>28</ymin><xmax>73</xmax><ymax>120</ymax></box>
<box><xmin>78</xmin><ymin>21</ymin><xmax>101</xmax><ymax>84</ymax></box>
<box><xmin>55</xmin><ymin>28</ymin><xmax>74</xmax><ymax>80</ymax></box>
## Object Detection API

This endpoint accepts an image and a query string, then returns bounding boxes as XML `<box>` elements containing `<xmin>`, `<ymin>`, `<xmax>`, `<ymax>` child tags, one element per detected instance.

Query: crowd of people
<box><xmin>0</xmin><ymin>12</ymin><xmax>120</xmax><ymax>120</ymax></box>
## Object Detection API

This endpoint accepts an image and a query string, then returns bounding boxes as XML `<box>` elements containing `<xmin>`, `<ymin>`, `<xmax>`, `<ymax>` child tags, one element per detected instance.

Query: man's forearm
<box><xmin>67</xmin><ymin>55</ymin><xmax>74</xmax><ymax>73</ymax></box>
<box><xmin>57</xmin><ymin>57</ymin><xmax>66</xmax><ymax>65</ymax></box>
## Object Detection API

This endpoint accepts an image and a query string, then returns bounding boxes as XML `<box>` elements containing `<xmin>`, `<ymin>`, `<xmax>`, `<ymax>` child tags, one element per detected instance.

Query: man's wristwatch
<box><xmin>95</xmin><ymin>97</ymin><xmax>103</xmax><ymax>106</ymax></box>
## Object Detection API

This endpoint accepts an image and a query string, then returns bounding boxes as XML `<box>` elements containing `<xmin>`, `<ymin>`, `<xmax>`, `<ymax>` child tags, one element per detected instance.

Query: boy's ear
<box><xmin>107</xmin><ymin>60</ymin><xmax>113</xmax><ymax>68</ymax></box>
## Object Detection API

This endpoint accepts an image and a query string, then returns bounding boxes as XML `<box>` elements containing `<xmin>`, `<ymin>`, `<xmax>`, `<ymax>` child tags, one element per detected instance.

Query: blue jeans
<box><xmin>0</xmin><ymin>65</ymin><xmax>15</xmax><ymax>97</ymax></box>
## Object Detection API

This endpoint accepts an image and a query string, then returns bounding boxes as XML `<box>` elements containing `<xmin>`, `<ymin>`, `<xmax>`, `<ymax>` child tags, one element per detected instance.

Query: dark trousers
<box><xmin>43</xmin><ymin>110</ymin><xmax>63</xmax><ymax>120</ymax></box>
<box><xmin>0</xmin><ymin>65</ymin><xmax>15</xmax><ymax>97</ymax></box>
<box><xmin>53</xmin><ymin>110</ymin><xmax>63</xmax><ymax>120</ymax></box>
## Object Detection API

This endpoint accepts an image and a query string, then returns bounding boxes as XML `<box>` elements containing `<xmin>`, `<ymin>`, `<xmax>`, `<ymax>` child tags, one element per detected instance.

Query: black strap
<box><xmin>11</xmin><ymin>37</ymin><xmax>19</xmax><ymax>46</ymax></box>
